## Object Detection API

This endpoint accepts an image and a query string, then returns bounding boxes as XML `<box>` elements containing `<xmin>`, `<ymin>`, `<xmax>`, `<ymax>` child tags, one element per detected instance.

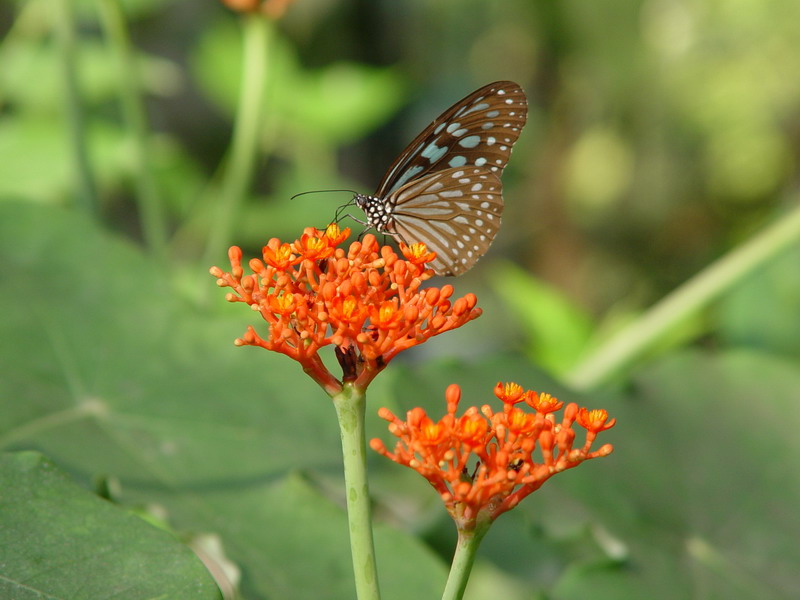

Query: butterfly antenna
<box><xmin>290</xmin><ymin>189</ymin><xmax>358</xmax><ymax>201</ymax></box>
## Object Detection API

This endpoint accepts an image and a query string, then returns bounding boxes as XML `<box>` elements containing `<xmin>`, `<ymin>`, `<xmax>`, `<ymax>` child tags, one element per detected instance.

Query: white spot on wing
<box><xmin>449</xmin><ymin>156</ymin><xmax>467</xmax><ymax>167</ymax></box>
<box><xmin>458</xmin><ymin>135</ymin><xmax>481</xmax><ymax>148</ymax></box>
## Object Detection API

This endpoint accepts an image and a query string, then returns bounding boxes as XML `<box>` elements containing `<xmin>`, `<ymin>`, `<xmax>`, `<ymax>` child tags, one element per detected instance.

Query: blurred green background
<box><xmin>1</xmin><ymin>0</ymin><xmax>799</xmax><ymax>599</ymax></box>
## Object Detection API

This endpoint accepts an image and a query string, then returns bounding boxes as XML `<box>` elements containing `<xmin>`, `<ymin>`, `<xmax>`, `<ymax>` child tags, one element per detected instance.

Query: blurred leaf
<box><xmin>75</xmin><ymin>0</ymin><xmax>178</xmax><ymax>19</ymax></box>
<box><xmin>717</xmin><ymin>242</ymin><xmax>800</xmax><ymax>357</ymax></box>
<box><xmin>0</xmin><ymin>202</ymin><xmax>445</xmax><ymax>600</ymax></box>
<box><xmin>545</xmin><ymin>350</ymin><xmax>800</xmax><ymax>599</ymax></box>
<box><xmin>281</xmin><ymin>62</ymin><xmax>406</xmax><ymax>144</ymax></box>
<box><xmin>0</xmin><ymin>115</ymin><xmax>126</xmax><ymax>202</ymax></box>
<box><xmin>375</xmin><ymin>349</ymin><xmax>800</xmax><ymax>599</ymax></box>
<box><xmin>565</xmin><ymin>125</ymin><xmax>634</xmax><ymax>217</ymax></box>
<box><xmin>192</xmin><ymin>18</ymin><xmax>406</xmax><ymax>145</ymax></box>
<box><xmin>0</xmin><ymin>37</ymin><xmax>181</xmax><ymax>113</ymax></box>
<box><xmin>656</xmin><ymin>0</ymin><xmax>800</xmax><ymax>203</ymax></box>
<box><xmin>0</xmin><ymin>451</ymin><xmax>222</xmax><ymax>599</ymax></box>
<box><xmin>490</xmin><ymin>261</ymin><xmax>594</xmax><ymax>374</ymax></box>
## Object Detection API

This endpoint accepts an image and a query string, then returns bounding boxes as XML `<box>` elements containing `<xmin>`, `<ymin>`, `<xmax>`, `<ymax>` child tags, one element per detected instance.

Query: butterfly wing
<box><xmin>384</xmin><ymin>166</ymin><xmax>504</xmax><ymax>276</ymax></box>
<box><xmin>375</xmin><ymin>81</ymin><xmax>527</xmax><ymax>198</ymax></box>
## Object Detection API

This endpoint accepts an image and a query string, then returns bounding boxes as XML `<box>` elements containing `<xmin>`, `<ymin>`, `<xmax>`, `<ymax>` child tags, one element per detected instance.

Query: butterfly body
<box><xmin>355</xmin><ymin>81</ymin><xmax>527</xmax><ymax>276</ymax></box>
<box><xmin>353</xmin><ymin>193</ymin><xmax>392</xmax><ymax>230</ymax></box>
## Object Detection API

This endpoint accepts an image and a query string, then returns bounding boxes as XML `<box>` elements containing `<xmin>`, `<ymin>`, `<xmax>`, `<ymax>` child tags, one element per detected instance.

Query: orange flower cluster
<box><xmin>210</xmin><ymin>225</ymin><xmax>482</xmax><ymax>395</ymax></box>
<box><xmin>370</xmin><ymin>382</ymin><xmax>615</xmax><ymax>528</ymax></box>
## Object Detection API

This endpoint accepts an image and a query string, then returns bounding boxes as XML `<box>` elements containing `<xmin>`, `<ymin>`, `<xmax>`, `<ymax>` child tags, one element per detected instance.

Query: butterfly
<box><xmin>351</xmin><ymin>81</ymin><xmax>527</xmax><ymax>276</ymax></box>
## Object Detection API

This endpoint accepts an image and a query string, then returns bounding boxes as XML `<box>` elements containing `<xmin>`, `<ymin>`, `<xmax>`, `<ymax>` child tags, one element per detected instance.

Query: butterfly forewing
<box><xmin>375</xmin><ymin>81</ymin><xmax>527</xmax><ymax>197</ymax></box>
<box><xmin>351</xmin><ymin>80</ymin><xmax>527</xmax><ymax>276</ymax></box>
<box><xmin>385</xmin><ymin>166</ymin><xmax>504</xmax><ymax>276</ymax></box>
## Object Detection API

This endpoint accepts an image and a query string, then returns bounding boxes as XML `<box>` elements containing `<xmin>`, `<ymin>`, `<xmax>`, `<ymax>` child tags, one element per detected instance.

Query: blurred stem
<box><xmin>97</xmin><ymin>0</ymin><xmax>168</xmax><ymax>262</ymax></box>
<box><xmin>332</xmin><ymin>383</ymin><xmax>382</xmax><ymax>600</ymax></box>
<box><xmin>202</xmin><ymin>14</ymin><xmax>271</xmax><ymax>269</ymax></box>
<box><xmin>566</xmin><ymin>202</ymin><xmax>800</xmax><ymax>391</ymax></box>
<box><xmin>54</xmin><ymin>0</ymin><xmax>98</xmax><ymax>215</ymax></box>
<box><xmin>441</xmin><ymin>524</ymin><xmax>490</xmax><ymax>600</ymax></box>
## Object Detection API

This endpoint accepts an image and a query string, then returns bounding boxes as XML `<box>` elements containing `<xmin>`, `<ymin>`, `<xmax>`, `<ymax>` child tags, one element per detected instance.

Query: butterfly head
<box><xmin>354</xmin><ymin>193</ymin><xmax>392</xmax><ymax>232</ymax></box>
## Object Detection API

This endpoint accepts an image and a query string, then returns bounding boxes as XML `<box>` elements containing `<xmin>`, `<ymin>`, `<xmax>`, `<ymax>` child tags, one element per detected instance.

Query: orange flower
<box><xmin>370</xmin><ymin>383</ymin><xmax>615</xmax><ymax>529</ymax></box>
<box><xmin>401</xmin><ymin>242</ymin><xmax>437</xmax><ymax>266</ymax></box>
<box><xmin>577</xmin><ymin>408</ymin><xmax>615</xmax><ymax>433</ymax></box>
<box><xmin>268</xmin><ymin>292</ymin><xmax>296</xmax><ymax>315</ymax></box>
<box><xmin>262</xmin><ymin>241</ymin><xmax>299</xmax><ymax>270</ymax></box>
<box><xmin>494</xmin><ymin>381</ymin><xmax>525</xmax><ymax>404</ymax></box>
<box><xmin>295</xmin><ymin>231</ymin><xmax>335</xmax><ymax>261</ymax></box>
<box><xmin>525</xmin><ymin>390</ymin><xmax>564</xmax><ymax>414</ymax></box>
<box><xmin>210</xmin><ymin>226</ymin><xmax>482</xmax><ymax>395</ymax></box>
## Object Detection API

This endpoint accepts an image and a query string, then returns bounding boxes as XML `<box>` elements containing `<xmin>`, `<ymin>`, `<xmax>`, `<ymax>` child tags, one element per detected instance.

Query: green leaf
<box><xmin>373</xmin><ymin>351</ymin><xmax>800</xmax><ymax>599</ymax></box>
<box><xmin>490</xmin><ymin>261</ymin><xmax>594</xmax><ymax>374</ymax></box>
<box><xmin>0</xmin><ymin>202</ymin><xmax>445</xmax><ymax>599</ymax></box>
<box><xmin>546</xmin><ymin>350</ymin><xmax>800</xmax><ymax>599</ymax></box>
<box><xmin>192</xmin><ymin>18</ymin><xmax>406</xmax><ymax>144</ymax></box>
<box><xmin>717</xmin><ymin>243</ymin><xmax>800</xmax><ymax>358</ymax></box>
<box><xmin>0</xmin><ymin>36</ymin><xmax>180</xmax><ymax>112</ymax></box>
<box><xmin>0</xmin><ymin>451</ymin><xmax>222</xmax><ymax>599</ymax></box>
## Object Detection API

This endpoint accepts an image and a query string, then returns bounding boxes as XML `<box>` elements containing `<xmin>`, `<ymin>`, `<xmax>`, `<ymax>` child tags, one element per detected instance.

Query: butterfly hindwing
<box><xmin>385</xmin><ymin>166</ymin><xmax>504</xmax><ymax>276</ymax></box>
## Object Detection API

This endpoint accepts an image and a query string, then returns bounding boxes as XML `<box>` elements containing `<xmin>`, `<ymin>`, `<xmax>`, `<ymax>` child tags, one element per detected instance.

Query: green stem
<box><xmin>96</xmin><ymin>0</ymin><xmax>168</xmax><ymax>262</ymax></box>
<box><xmin>54</xmin><ymin>0</ymin><xmax>98</xmax><ymax>215</ymax></box>
<box><xmin>332</xmin><ymin>383</ymin><xmax>381</xmax><ymax>600</ymax></box>
<box><xmin>202</xmin><ymin>14</ymin><xmax>270</xmax><ymax>269</ymax></box>
<box><xmin>565</xmin><ymin>202</ymin><xmax>800</xmax><ymax>390</ymax></box>
<box><xmin>441</xmin><ymin>523</ymin><xmax>490</xmax><ymax>600</ymax></box>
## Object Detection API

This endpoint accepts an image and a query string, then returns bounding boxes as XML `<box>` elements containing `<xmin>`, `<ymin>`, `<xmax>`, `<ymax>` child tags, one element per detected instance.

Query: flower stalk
<box><xmin>441</xmin><ymin>523</ymin><xmax>491</xmax><ymax>600</ymax></box>
<box><xmin>97</xmin><ymin>0</ymin><xmax>168</xmax><ymax>262</ymax></box>
<box><xmin>333</xmin><ymin>383</ymin><xmax>381</xmax><ymax>600</ymax></box>
<box><xmin>203</xmin><ymin>13</ymin><xmax>271</xmax><ymax>270</ymax></box>
<box><xmin>54</xmin><ymin>0</ymin><xmax>98</xmax><ymax>215</ymax></box>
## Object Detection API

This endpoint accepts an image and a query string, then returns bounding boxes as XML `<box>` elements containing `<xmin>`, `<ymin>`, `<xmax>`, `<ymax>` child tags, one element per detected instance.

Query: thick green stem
<box><xmin>566</xmin><ymin>202</ymin><xmax>800</xmax><ymax>390</ymax></box>
<box><xmin>54</xmin><ymin>0</ymin><xmax>98</xmax><ymax>215</ymax></box>
<box><xmin>441</xmin><ymin>523</ymin><xmax>490</xmax><ymax>600</ymax></box>
<box><xmin>97</xmin><ymin>0</ymin><xmax>168</xmax><ymax>261</ymax></box>
<box><xmin>202</xmin><ymin>14</ymin><xmax>270</xmax><ymax>269</ymax></box>
<box><xmin>332</xmin><ymin>383</ymin><xmax>381</xmax><ymax>600</ymax></box>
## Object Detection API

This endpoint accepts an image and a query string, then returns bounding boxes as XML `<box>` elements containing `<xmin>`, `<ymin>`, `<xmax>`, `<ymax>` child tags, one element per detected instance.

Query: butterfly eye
<box><xmin>352</xmin><ymin>81</ymin><xmax>527</xmax><ymax>276</ymax></box>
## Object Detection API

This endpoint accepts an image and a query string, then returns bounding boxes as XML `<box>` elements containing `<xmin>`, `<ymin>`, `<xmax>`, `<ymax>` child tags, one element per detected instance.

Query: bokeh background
<box><xmin>2</xmin><ymin>0</ymin><xmax>800</xmax><ymax>599</ymax></box>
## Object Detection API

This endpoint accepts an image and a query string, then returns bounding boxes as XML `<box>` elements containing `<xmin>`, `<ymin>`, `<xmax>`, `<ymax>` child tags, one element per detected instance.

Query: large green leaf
<box><xmin>0</xmin><ymin>451</ymin><xmax>222</xmax><ymax>599</ymax></box>
<box><xmin>717</xmin><ymin>244</ymin><xmax>800</xmax><ymax>358</ymax></box>
<box><xmin>0</xmin><ymin>202</ymin><xmax>445</xmax><ymax>599</ymax></box>
<box><xmin>373</xmin><ymin>351</ymin><xmax>800</xmax><ymax>599</ymax></box>
<box><xmin>4</xmin><ymin>202</ymin><xmax>799</xmax><ymax>599</ymax></box>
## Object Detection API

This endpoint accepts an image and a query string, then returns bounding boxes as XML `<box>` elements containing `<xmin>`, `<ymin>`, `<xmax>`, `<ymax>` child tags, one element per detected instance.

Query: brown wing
<box><xmin>384</xmin><ymin>166</ymin><xmax>504</xmax><ymax>276</ymax></box>
<box><xmin>375</xmin><ymin>81</ymin><xmax>527</xmax><ymax>197</ymax></box>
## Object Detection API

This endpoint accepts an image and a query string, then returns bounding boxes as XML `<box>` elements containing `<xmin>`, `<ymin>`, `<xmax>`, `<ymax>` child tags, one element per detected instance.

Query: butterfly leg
<box><xmin>334</xmin><ymin>198</ymin><xmax>357</xmax><ymax>224</ymax></box>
